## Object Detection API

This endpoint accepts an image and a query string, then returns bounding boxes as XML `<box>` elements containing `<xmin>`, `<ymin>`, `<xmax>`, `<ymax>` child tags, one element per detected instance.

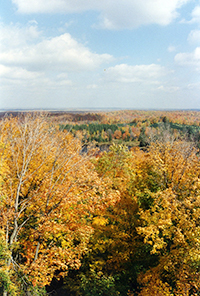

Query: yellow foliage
<box><xmin>93</xmin><ymin>217</ymin><xmax>108</xmax><ymax>226</ymax></box>
<box><xmin>0</xmin><ymin>114</ymin><xmax>119</xmax><ymax>288</ymax></box>
<box><xmin>137</xmin><ymin>269</ymin><xmax>173</xmax><ymax>296</ymax></box>
<box><xmin>137</xmin><ymin>141</ymin><xmax>200</xmax><ymax>294</ymax></box>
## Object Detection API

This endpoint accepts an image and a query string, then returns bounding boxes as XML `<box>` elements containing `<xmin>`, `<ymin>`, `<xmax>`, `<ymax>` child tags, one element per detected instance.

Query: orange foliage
<box><xmin>0</xmin><ymin>113</ymin><xmax>119</xmax><ymax>287</ymax></box>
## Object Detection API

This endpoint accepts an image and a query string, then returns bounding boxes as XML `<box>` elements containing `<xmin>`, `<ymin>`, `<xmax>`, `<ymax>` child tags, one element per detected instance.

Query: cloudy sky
<box><xmin>1</xmin><ymin>0</ymin><xmax>200</xmax><ymax>110</ymax></box>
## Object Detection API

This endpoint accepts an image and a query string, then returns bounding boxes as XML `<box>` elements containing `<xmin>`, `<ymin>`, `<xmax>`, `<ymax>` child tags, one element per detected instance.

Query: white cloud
<box><xmin>156</xmin><ymin>85</ymin><xmax>180</xmax><ymax>92</ymax></box>
<box><xmin>56</xmin><ymin>73</ymin><xmax>73</xmax><ymax>86</ymax></box>
<box><xmin>103</xmin><ymin>63</ymin><xmax>165</xmax><ymax>84</ymax></box>
<box><xmin>190</xmin><ymin>5</ymin><xmax>200</xmax><ymax>24</ymax></box>
<box><xmin>86</xmin><ymin>84</ymin><xmax>98</xmax><ymax>89</ymax></box>
<box><xmin>174</xmin><ymin>47</ymin><xmax>200</xmax><ymax>70</ymax></box>
<box><xmin>168</xmin><ymin>45</ymin><xmax>176</xmax><ymax>52</ymax></box>
<box><xmin>0</xmin><ymin>65</ymin><xmax>42</xmax><ymax>80</ymax></box>
<box><xmin>12</xmin><ymin>0</ymin><xmax>190</xmax><ymax>29</ymax></box>
<box><xmin>12</xmin><ymin>0</ymin><xmax>96</xmax><ymax>13</ymax></box>
<box><xmin>188</xmin><ymin>30</ymin><xmax>200</xmax><ymax>43</ymax></box>
<box><xmin>187</xmin><ymin>82</ymin><xmax>200</xmax><ymax>89</ymax></box>
<box><xmin>98</xmin><ymin>0</ymin><xmax>189</xmax><ymax>29</ymax></box>
<box><xmin>0</xmin><ymin>23</ymin><xmax>41</xmax><ymax>50</ymax></box>
<box><xmin>0</xmin><ymin>65</ymin><xmax>11</xmax><ymax>77</ymax></box>
<box><xmin>0</xmin><ymin>23</ymin><xmax>112</xmax><ymax>109</ymax></box>
<box><xmin>0</xmin><ymin>24</ymin><xmax>113</xmax><ymax>73</ymax></box>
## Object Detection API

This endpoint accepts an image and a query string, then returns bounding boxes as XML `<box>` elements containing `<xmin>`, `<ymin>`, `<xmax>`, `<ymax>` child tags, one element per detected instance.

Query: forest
<box><xmin>0</xmin><ymin>110</ymin><xmax>199</xmax><ymax>296</ymax></box>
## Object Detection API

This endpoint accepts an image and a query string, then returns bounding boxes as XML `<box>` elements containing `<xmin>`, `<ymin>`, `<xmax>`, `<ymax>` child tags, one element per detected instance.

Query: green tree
<box><xmin>0</xmin><ymin>231</ymin><xmax>17</xmax><ymax>296</ymax></box>
<box><xmin>79</xmin><ymin>269</ymin><xmax>119</xmax><ymax>296</ymax></box>
<box><xmin>138</xmin><ymin>127</ymin><xmax>149</xmax><ymax>148</ymax></box>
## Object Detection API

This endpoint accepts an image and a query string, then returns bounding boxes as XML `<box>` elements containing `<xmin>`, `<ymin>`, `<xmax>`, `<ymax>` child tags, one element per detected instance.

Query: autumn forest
<box><xmin>0</xmin><ymin>110</ymin><xmax>200</xmax><ymax>296</ymax></box>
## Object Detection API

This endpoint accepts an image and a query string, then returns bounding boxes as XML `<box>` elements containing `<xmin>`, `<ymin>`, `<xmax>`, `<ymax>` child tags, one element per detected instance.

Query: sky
<box><xmin>1</xmin><ymin>0</ymin><xmax>200</xmax><ymax>110</ymax></box>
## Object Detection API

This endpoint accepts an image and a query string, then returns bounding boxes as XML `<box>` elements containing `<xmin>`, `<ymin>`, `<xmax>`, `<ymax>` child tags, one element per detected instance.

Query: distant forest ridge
<box><xmin>1</xmin><ymin>109</ymin><xmax>200</xmax><ymax>126</ymax></box>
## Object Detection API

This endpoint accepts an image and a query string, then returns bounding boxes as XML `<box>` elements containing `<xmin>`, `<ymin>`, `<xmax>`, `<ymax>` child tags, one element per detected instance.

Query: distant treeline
<box><xmin>60</xmin><ymin>120</ymin><xmax>200</xmax><ymax>148</ymax></box>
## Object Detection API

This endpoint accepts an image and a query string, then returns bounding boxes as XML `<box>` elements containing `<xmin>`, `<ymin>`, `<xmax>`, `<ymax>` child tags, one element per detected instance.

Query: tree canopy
<box><xmin>0</xmin><ymin>112</ymin><xmax>199</xmax><ymax>295</ymax></box>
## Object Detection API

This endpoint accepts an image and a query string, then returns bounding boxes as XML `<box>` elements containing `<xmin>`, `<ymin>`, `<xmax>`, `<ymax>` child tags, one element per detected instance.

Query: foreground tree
<box><xmin>137</xmin><ymin>141</ymin><xmax>200</xmax><ymax>295</ymax></box>
<box><xmin>80</xmin><ymin>142</ymin><xmax>200</xmax><ymax>295</ymax></box>
<box><xmin>77</xmin><ymin>145</ymin><xmax>160</xmax><ymax>295</ymax></box>
<box><xmin>0</xmin><ymin>114</ymin><xmax>119</xmax><ymax>294</ymax></box>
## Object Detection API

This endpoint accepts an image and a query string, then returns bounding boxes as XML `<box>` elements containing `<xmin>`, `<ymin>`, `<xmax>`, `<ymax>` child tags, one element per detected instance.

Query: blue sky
<box><xmin>1</xmin><ymin>0</ymin><xmax>200</xmax><ymax>110</ymax></box>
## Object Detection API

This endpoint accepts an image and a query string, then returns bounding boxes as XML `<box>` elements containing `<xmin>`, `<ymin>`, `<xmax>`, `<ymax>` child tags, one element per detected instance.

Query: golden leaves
<box><xmin>94</xmin><ymin>140</ymin><xmax>200</xmax><ymax>294</ymax></box>
<box><xmin>93</xmin><ymin>217</ymin><xmax>108</xmax><ymax>227</ymax></box>
<box><xmin>136</xmin><ymin>141</ymin><xmax>200</xmax><ymax>294</ymax></box>
<box><xmin>137</xmin><ymin>269</ymin><xmax>173</xmax><ymax>296</ymax></box>
<box><xmin>0</xmin><ymin>114</ymin><xmax>119</xmax><ymax>288</ymax></box>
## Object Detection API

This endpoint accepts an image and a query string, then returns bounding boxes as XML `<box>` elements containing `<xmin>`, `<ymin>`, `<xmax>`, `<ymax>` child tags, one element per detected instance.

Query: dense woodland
<box><xmin>0</xmin><ymin>110</ymin><xmax>200</xmax><ymax>296</ymax></box>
